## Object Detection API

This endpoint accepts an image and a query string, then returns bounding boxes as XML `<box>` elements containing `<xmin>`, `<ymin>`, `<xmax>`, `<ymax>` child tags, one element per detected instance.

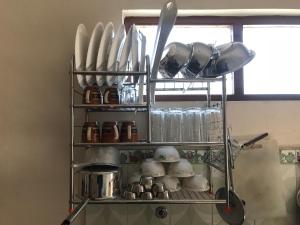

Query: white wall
<box><xmin>1</xmin><ymin>0</ymin><xmax>300</xmax><ymax>225</ymax></box>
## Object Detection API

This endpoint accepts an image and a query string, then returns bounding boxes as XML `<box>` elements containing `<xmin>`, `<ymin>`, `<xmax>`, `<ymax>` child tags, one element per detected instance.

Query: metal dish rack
<box><xmin>69</xmin><ymin>55</ymin><xmax>230</xmax><ymax>209</ymax></box>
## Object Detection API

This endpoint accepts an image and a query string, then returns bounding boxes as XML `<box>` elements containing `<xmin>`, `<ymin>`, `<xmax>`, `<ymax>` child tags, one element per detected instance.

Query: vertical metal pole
<box><xmin>70</xmin><ymin>57</ymin><xmax>75</xmax><ymax>211</ymax></box>
<box><xmin>222</xmin><ymin>75</ymin><xmax>230</xmax><ymax>206</ymax></box>
<box><xmin>146</xmin><ymin>56</ymin><xmax>151</xmax><ymax>143</ymax></box>
<box><xmin>207</xmin><ymin>81</ymin><xmax>211</xmax><ymax>108</ymax></box>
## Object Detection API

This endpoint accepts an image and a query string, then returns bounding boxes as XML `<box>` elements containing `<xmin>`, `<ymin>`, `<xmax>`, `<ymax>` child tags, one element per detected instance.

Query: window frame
<box><xmin>124</xmin><ymin>16</ymin><xmax>300</xmax><ymax>101</ymax></box>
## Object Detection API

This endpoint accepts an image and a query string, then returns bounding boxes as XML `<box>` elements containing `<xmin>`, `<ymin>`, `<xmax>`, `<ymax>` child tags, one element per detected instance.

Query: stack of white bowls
<box><xmin>134</xmin><ymin>146</ymin><xmax>210</xmax><ymax>193</ymax></box>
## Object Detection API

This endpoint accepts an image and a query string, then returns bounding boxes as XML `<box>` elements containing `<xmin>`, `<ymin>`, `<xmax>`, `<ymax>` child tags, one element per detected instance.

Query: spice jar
<box><xmin>101</xmin><ymin>121</ymin><xmax>120</xmax><ymax>143</ymax></box>
<box><xmin>82</xmin><ymin>85</ymin><xmax>103</xmax><ymax>104</ymax></box>
<box><xmin>120</xmin><ymin>121</ymin><xmax>138</xmax><ymax>142</ymax></box>
<box><xmin>103</xmin><ymin>87</ymin><xmax>120</xmax><ymax>104</ymax></box>
<box><xmin>82</xmin><ymin>122</ymin><xmax>101</xmax><ymax>143</ymax></box>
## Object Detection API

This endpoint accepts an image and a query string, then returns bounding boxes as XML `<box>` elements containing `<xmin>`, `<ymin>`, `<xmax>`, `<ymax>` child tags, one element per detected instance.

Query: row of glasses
<box><xmin>150</xmin><ymin>107</ymin><xmax>223</xmax><ymax>143</ymax></box>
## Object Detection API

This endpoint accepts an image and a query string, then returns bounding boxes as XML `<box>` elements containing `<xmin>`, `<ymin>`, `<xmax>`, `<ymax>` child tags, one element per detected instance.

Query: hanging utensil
<box><xmin>215</xmin><ymin>129</ymin><xmax>245</xmax><ymax>225</ymax></box>
<box><xmin>61</xmin><ymin>198</ymin><xmax>89</xmax><ymax>225</ymax></box>
<box><xmin>150</xmin><ymin>0</ymin><xmax>177</xmax><ymax>103</ymax></box>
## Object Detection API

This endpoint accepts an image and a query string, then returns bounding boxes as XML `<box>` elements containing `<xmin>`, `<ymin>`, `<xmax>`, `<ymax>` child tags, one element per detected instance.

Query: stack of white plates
<box><xmin>74</xmin><ymin>22</ymin><xmax>146</xmax><ymax>89</ymax></box>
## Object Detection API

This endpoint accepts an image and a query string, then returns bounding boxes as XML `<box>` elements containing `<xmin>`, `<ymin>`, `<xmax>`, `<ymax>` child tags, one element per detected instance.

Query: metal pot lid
<box><xmin>215</xmin><ymin>187</ymin><xmax>245</xmax><ymax>225</ymax></box>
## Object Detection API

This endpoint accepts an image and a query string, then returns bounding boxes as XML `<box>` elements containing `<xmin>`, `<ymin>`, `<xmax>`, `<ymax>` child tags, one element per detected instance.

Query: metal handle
<box><xmin>241</xmin><ymin>132</ymin><xmax>268</xmax><ymax>148</ymax></box>
<box><xmin>61</xmin><ymin>198</ymin><xmax>89</xmax><ymax>225</ymax></box>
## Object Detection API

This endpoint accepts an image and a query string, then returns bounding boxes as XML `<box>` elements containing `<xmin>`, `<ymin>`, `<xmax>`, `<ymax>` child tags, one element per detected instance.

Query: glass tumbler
<box><xmin>151</xmin><ymin>108</ymin><xmax>165</xmax><ymax>142</ymax></box>
<box><xmin>164</xmin><ymin>108</ymin><xmax>182</xmax><ymax>142</ymax></box>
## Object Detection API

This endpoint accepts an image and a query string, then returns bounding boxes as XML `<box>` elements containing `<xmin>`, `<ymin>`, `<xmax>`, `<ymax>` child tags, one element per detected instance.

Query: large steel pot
<box><xmin>79</xmin><ymin>166</ymin><xmax>121</xmax><ymax>200</ymax></box>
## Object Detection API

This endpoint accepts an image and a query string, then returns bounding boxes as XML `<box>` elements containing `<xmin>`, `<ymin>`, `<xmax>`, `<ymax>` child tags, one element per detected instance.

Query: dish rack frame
<box><xmin>69</xmin><ymin>55</ymin><xmax>230</xmax><ymax>209</ymax></box>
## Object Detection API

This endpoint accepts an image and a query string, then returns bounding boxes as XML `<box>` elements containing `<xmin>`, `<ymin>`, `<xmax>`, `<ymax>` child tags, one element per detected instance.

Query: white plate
<box><xmin>75</xmin><ymin>24</ymin><xmax>89</xmax><ymax>89</ymax></box>
<box><xmin>96</xmin><ymin>22</ymin><xmax>114</xmax><ymax>86</ymax></box>
<box><xmin>118</xmin><ymin>25</ymin><xmax>133</xmax><ymax>84</ymax></box>
<box><xmin>106</xmin><ymin>24</ymin><xmax>126</xmax><ymax>86</ymax></box>
<box><xmin>131</xmin><ymin>24</ymin><xmax>139</xmax><ymax>84</ymax></box>
<box><xmin>138</xmin><ymin>32</ymin><xmax>146</xmax><ymax>103</ymax></box>
<box><xmin>85</xmin><ymin>22</ymin><xmax>104</xmax><ymax>86</ymax></box>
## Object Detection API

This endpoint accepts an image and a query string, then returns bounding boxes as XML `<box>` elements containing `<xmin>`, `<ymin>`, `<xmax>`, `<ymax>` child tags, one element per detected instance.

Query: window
<box><xmin>125</xmin><ymin>16</ymin><xmax>300</xmax><ymax>100</ymax></box>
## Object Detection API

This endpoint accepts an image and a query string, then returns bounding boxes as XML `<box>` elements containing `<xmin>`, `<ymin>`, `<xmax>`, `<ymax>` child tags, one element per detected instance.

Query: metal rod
<box><xmin>150</xmin><ymin>77</ymin><xmax>223</xmax><ymax>83</ymax></box>
<box><xmin>73</xmin><ymin>104</ymin><xmax>147</xmax><ymax>109</ymax></box>
<box><xmin>146</xmin><ymin>56</ymin><xmax>152</xmax><ymax>143</ymax></box>
<box><xmin>70</xmin><ymin>57</ymin><xmax>75</xmax><ymax>211</ymax></box>
<box><xmin>207</xmin><ymin>81</ymin><xmax>211</xmax><ymax>107</ymax></box>
<box><xmin>155</xmin><ymin>87</ymin><xmax>208</xmax><ymax>91</ymax></box>
<box><xmin>73</xmin><ymin>71</ymin><xmax>147</xmax><ymax>76</ymax></box>
<box><xmin>71</xmin><ymin>199</ymin><xmax>226</xmax><ymax>204</ymax></box>
<box><xmin>73</xmin><ymin>141</ymin><xmax>224</xmax><ymax>148</ymax></box>
<box><xmin>221</xmin><ymin>74</ymin><xmax>230</xmax><ymax>207</ymax></box>
<box><xmin>62</xmin><ymin>198</ymin><xmax>89</xmax><ymax>225</ymax></box>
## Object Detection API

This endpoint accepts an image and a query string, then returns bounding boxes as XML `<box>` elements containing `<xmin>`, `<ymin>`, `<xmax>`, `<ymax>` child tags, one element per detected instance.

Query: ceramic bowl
<box><xmin>181</xmin><ymin>42</ymin><xmax>213</xmax><ymax>79</ymax></box>
<box><xmin>167</xmin><ymin>159</ymin><xmax>195</xmax><ymax>178</ymax></box>
<box><xmin>159</xmin><ymin>42</ymin><xmax>192</xmax><ymax>78</ymax></box>
<box><xmin>182</xmin><ymin>174</ymin><xmax>210</xmax><ymax>192</ymax></box>
<box><xmin>202</xmin><ymin>42</ymin><xmax>255</xmax><ymax>77</ymax></box>
<box><xmin>156</xmin><ymin>175</ymin><xmax>181</xmax><ymax>192</ymax></box>
<box><xmin>128</xmin><ymin>172</ymin><xmax>142</xmax><ymax>185</ymax></box>
<box><xmin>141</xmin><ymin>158</ymin><xmax>166</xmax><ymax>177</ymax></box>
<box><xmin>154</xmin><ymin>146</ymin><xmax>180</xmax><ymax>163</ymax></box>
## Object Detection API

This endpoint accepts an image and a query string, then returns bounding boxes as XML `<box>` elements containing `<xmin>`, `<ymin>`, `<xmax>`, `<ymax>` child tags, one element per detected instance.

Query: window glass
<box><xmin>243</xmin><ymin>25</ymin><xmax>300</xmax><ymax>94</ymax></box>
<box><xmin>137</xmin><ymin>25</ymin><xmax>234</xmax><ymax>95</ymax></box>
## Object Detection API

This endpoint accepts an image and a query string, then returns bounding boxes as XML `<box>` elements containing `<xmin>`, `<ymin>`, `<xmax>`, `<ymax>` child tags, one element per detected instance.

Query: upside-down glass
<box><xmin>150</xmin><ymin>108</ymin><xmax>165</xmax><ymax>142</ymax></box>
<box><xmin>164</xmin><ymin>108</ymin><xmax>182</xmax><ymax>142</ymax></box>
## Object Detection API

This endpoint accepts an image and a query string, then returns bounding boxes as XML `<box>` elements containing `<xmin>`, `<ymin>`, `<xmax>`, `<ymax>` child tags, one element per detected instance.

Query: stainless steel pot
<box><xmin>79</xmin><ymin>167</ymin><xmax>121</xmax><ymax>200</ymax></box>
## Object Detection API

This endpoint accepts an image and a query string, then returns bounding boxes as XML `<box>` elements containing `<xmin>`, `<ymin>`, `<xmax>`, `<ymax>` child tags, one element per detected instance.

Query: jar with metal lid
<box><xmin>120</xmin><ymin>121</ymin><xmax>138</xmax><ymax>142</ymax></box>
<box><xmin>101</xmin><ymin>121</ymin><xmax>120</xmax><ymax>143</ymax></box>
<box><xmin>82</xmin><ymin>121</ymin><xmax>101</xmax><ymax>143</ymax></box>
<box><xmin>82</xmin><ymin>85</ymin><xmax>103</xmax><ymax>104</ymax></box>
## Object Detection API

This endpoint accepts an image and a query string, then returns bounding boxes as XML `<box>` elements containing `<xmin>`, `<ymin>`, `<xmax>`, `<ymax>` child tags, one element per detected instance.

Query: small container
<box><xmin>130</xmin><ymin>182</ymin><xmax>145</xmax><ymax>197</ymax></box>
<box><xmin>120</xmin><ymin>121</ymin><xmax>138</xmax><ymax>142</ymax></box>
<box><xmin>123</xmin><ymin>191</ymin><xmax>136</xmax><ymax>200</ymax></box>
<box><xmin>157</xmin><ymin>191</ymin><xmax>169</xmax><ymax>200</ymax></box>
<box><xmin>103</xmin><ymin>87</ymin><xmax>120</xmax><ymax>104</ymax></box>
<box><xmin>82</xmin><ymin>85</ymin><xmax>103</xmax><ymax>104</ymax></box>
<box><xmin>140</xmin><ymin>176</ymin><xmax>154</xmax><ymax>192</ymax></box>
<box><xmin>151</xmin><ymin>183</ymin><xmax>165</xmax><ymax>197</ymax></box>
<box><xmin>82</xmin><ymin>122</ymin><xmax>101</xmax><ymax>143</ymax></box>
<box><xmin>101</xmin><ymin>121</ymin><xmax>119</xmax><ymax>143</ymax></box>
<box><xmin>141</xmin><ymin>192</ymin><xmax>153</xmax><ymax>200</ymax></box>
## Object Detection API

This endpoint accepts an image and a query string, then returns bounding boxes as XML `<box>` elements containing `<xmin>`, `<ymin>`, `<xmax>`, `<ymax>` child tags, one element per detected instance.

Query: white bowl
<box><xmin>141</xmin><ymin>158</ymin><xmax>166</xmax><ymax>177</ymax></box>
<box><xmin>154</xmin><ymin>146</ymin><xmax>180</xmax><ymax>163</ymax></box>
<box><xmin>128</xmin><ymin>172</ymin><xmax>142</xmax><ymax>185</ymax></box>
<box><xmin>156</xmin><ymin>175</ymin><xmax>181</xmax><ymax>192</ymax></box>
<box><xmin>182</xmin><ymin>174</ymin><xmax>210</xmax><ymax>192</ymax></box>
<box><xmin>167</xmin><ymin>159</ymin><xmax>195</xmax><ymax>178</ymax></box>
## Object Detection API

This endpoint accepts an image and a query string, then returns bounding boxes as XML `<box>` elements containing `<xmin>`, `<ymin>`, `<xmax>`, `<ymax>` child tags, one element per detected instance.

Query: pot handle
<box><xmin>241</xmin><ymin>132</ymin><xmax>268</xmax><ymax>148</ymax></box>
<box><xmin>61</xmin><ymin>198</ymin><xmax>89</xmax><ymax>225</ymax></box>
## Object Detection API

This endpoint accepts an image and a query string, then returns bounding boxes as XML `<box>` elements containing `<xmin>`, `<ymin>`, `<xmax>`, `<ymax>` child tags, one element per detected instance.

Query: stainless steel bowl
<box><xmin>181</xmin><ymin>42</ymin><xmax>213</xmax><ymax>78</ymax></box>
<box><xmin>74</xmin><ymin>147</ymin><xmax>120</xmax><ymax>169</ymax></box>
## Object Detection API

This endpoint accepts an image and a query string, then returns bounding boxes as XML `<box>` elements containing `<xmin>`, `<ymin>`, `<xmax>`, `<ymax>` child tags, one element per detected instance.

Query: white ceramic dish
<box><xmin>131</xmin><ymin>24</ymin><xmax>139</xmax><ymax>84</ymax></box>
<box><xmin>154</xmin><ymin>146</ymin><xmax>180</xmax><ymax>163</ymax></box>
<box><xmin>118</xmin><ymin>25</ymin><xmax>133</xmax><ymax>85</ymax></box>
<box><xmin>96</xmin><ymin>22</ymin><xmax>114</xmax><ymax>86</ymax></box>
<box><xmin>141</xmin><ymin>158</ymin><xmax>165</xmax><ymax>177</ymax></box>
<box><xmin>168</xmin><ymin>159</ymin><xmax>195</xmax><ymax>178</ymax></box>
<box><xmin>86</xmin><ymin>22</ymin><xmax>104</xmax><ymax>86</ymax></box>
<box><xmin>138</xmin><ymin>32</ymin><xmax>146</xmax><ymax>104</ymax></box>
<box><xmin>106</xmin><ymin>24</ymin><xmax>126</xmax><ymax>86</ymax></box>
<box><xmin>75</xmin><ymin>24</ymin><xmax>89</xmax><ymax>89</ymax></box>
<box><xmin>182</xmin><ymin>174</ymin><xmax>210</xmax><ymax>192</ymax></box>
<box><xmin>156</xmin><ymin>175</ymin><xmax>181</xmax><ymax>192</ymax></box>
